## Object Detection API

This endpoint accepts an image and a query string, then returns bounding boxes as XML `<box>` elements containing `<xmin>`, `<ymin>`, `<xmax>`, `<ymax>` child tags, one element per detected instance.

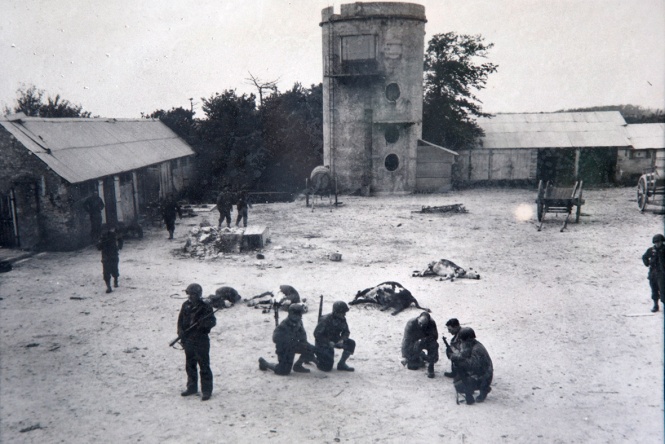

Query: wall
<box><xmin>321</xmin><ymin>2</ymin><xmax>426</xmax><ymax>194</ymax></box>
<box><xmin>415</xmin><ymin>144</ymin><xmax>454</xmax><ymax>192</ymax></box>
<box><xmin>455</xmin><ymin>149</ymin><xmax>537</xmax><ymax>183</ymax></box>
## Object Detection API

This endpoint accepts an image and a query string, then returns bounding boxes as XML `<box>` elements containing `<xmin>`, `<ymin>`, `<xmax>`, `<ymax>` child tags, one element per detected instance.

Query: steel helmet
<box><xmin>332</xmin><ymin>301</ymin><xmax>350</xmax><ymax>314</ymax></box>
<box><xmin>185</xmin><ymin>283</ymin><xmax>203</xmax><ymax>297</ymax></box>
<box><xmin>652</xmin><ymin>234</ymin><xmax>665</xmax><ymax>243</ymax></box>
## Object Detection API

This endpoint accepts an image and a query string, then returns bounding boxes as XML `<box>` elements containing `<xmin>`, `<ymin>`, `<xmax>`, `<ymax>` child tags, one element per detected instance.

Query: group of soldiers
<box><xmin>216</xmin><ymin>187</ymin><xmax>252</xmax><ymax>229</ymax></box>
<box><xmin>174</xmin><ymin>283</ymin><xmax>494</xmax><ymax>405</ymax></box>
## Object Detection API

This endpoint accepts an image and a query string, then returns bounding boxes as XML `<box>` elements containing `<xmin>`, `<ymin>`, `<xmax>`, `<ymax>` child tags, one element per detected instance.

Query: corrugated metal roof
<box><xmin>0</xmin><ymin>117</ymin><xmax>195</xmax><ymax>183</ymax></box>
<box><xmin>625</xmin><ymin>123</ymin><xmax>665</xmax><ymax>150</ymax></box>
<box><xmin>477</xmin><ymin>111</ymin><xmax>631</xmax><ymax>149</ymax></box>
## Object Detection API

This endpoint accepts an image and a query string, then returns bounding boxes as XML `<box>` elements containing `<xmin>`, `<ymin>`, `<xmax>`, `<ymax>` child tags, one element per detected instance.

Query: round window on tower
<box><xmin>384</xmin><ymin>125</ymin><xmax>400</xmax><ymax>144</ymax></box>
<box><xmin>385</xmin><ymin>154</ymin><xmax>399</xmax><ymax>172</ymax></box>
<box><xmin>385</xmin><ymin>83</ymin><xmax>401</xmax><ymax>102</ymax></box>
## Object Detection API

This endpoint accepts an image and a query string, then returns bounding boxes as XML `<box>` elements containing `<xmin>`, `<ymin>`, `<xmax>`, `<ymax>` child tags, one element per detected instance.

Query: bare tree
<box><xmin>245</xmin><ymin>72</ymin><xmax>280</xmax><ymax>107</ymax></box>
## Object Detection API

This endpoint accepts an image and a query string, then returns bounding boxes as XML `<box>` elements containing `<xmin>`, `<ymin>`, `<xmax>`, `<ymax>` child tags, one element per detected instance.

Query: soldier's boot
<box><xmin>337</xmin><ymin>351</ymin><xmax>354</xmax><ymax>372</ymax></box>
<box><xmin>113</xmin><ymin>277</ymin><xmax>119</xmax><ymax>288</ymax></box>
<box><xmin>181</xmin><ymin>387</ymin><xmax>198</xmax><ymax>396</ymax></box>
<box><xmin>444</xmin><ymin>370</ymin><xmax>456</xmax><ymax>378</ymax></box>
<box><xmin>258</xmin><ymin>357</ymin><xmax>276</xmax><ymax>372</ymax></box>
<box><xmin>292</xmin><ymin>357</ymin><xmax>311</xmax><ymax>373</ymax></box>
<box><xmin>427</xmin><ymin>362</ymin><xmax>435</xmax><ymax>379</ymax></box>
<box><xmin>105</xmin><ymin>279</ymin><xmax>112</xmax><ymax>294</ymax></box>
<box><xmin>651</xmin><ymin>301</ymin><xmax>659</xmax><ymax>312</ymax></box>
<box><xmin>465</xmin><ymin>392</ymin><xmax>476</xmax><ymax>405</ymax></box>
<box><xmin>476</xmin><ymin>386</ymin><xmax>491</xmax><ymax>403</ymax></box>
<box><xmin>168</xmin><ymin>230</ymin><xmax>174</xmax><ymax>240</ymax></box>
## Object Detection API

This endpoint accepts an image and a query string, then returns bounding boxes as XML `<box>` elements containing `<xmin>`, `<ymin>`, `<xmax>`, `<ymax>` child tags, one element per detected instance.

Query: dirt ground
<box><xmin>1</xmin><ymin>187</ymin><xmax>663</xmax><ymax>443</ymax></box>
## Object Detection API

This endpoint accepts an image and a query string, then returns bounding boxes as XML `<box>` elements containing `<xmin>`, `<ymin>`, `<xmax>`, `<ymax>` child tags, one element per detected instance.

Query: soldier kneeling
<box><xmin>314</xmin><ymin>301</ymin><xmax>355</xmax><ymax>372</ymax></box>
<box><xmin>450</xmin><ymin>327</ymin><xmax>493</xmax><ymax>405</ymax></box>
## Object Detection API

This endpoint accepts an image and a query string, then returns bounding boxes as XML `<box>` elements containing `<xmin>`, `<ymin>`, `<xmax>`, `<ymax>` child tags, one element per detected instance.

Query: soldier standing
<box><xmin>235</xmin><ymin>190</ymin><xmax>252</xmax><ymax>228</ymax></box>
<box><xmin>450</xmin><ymin>327</ymin><xmax>493</xmax><ymax>405</ymax></box>
<box><xmin>401</xmin><ymin>311</ymin><xmax>439</xmax><ymax>378</ymax></box>
<box><xmin>161</xmin><ymin>194</ymin><xmax>182</xmax><ymax>240</ymax></box>
<box><xmin>258</xmin><ymin>304</ymin><xmax>318</xmax><ymax>375</ymax></box>
<box><xmin>83</xmin><ymin>190</ymin><xmax>105</xmax><ymax>242</ymax></box>
<box><xmin>178</xmin><ymin>283</ymin><xmax>216</xmax><ymax>401</ymax></box>
<box><xmin>314</xmin><ymin>301</ymin><xmax>356</xmax><ymax>372</ymax></box>
<box><xmin>96</xmin><ymin>227</ymin><xmax>123</xmax><ymax>294</ymax></box>
<box><xmin>642</xmin><ymin>233</ymin><xmax>665</xmax><ymax>312</ymax></box>
<box><xmin>216</xmin><ymin>186</ymin><xmax>234</xmax><ymax>229</ymax></box>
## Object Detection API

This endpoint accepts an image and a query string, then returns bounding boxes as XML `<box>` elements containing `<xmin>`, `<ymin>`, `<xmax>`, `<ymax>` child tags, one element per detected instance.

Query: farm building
<box><xmin>619</xmin><ymin>123</ymin><xmax>665</xmax><ymax>182</ymax></box>
<box><xmin>455</xmin><ymin>111</ymin><xmax>631</xmax><ymax>186</ymax></box>
<box><xmin>0</xmin><ymin>114</ymin><xmax>195</xmax><ymax>251</ymax></box>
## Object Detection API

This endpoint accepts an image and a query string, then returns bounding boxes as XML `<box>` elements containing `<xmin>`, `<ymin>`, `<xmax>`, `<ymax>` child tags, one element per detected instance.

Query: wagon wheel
<box><xmin>536</xmin><ymin>180</ymin><xmax>544</xmax><ymax>222</ymax></box>
<box><xmin>637</xmin><ymin>175</ymin><xmax>648</xmax><ymax>212</ymax></box>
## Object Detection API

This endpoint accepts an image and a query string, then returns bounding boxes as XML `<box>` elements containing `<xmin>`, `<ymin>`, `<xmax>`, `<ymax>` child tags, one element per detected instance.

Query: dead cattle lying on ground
<box><xmin>349</xmin><ymin>282</ymin><xmax>430</xmax><ymax>316</ymax></box>
<box><xmin>246</xmin><ymin>285</ymin><xmax>308</xmax><ymax>313</ymax></box>
<box><xmin>412</xmin><ymin>259</ymin><xmax>481</xmax><ymax>281</ymax></box>
<box><xmin>206</xmin><ymin>286</ymin><xmax>242</xmax><ymax>309</ymax></box>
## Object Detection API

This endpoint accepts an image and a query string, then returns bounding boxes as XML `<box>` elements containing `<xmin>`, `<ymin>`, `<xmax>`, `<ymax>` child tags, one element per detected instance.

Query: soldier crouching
<box><xmin>314</xmin><ymin>301</ymin><xmax>355</xmax><ymax>372</ymax></box>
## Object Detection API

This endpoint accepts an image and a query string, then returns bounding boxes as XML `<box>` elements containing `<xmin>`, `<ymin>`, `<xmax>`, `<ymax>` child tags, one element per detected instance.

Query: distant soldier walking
<box><xmin>83</xmin><ymin>189</ymin><xmax>105</xmax><ymax>242</ymax></box>
<box><xmin>178</xmin><ymin>283</ymin><xmax>217</xmax><ymax>401</ymax></box>
<box><xmin>642</xmin><ymin>233</ymin><xmax>665</xmax><ymax>312</ymax></box>
<box><xmin>314</xmin><ymin>301</ymin><xmax>356</xmax><ymax>372</ymax></box>
<box><xmin>235</xmin><ymin>190</ymin><xmax>252</xmax><ymax>228</ymax></box>
<box><xmin>216</xmin><ymin>186</ymin><xmax>235</xmax><ymax>229</ymax></box>
<box><xmin>97</xmin><ymin>227</ymin><xmax>123</xmax><ymax>293</ymax></box>
<box><xmin>161</xmin><ymin>194</ymin><xmax>182</xmax><ymax>240</ymax></box>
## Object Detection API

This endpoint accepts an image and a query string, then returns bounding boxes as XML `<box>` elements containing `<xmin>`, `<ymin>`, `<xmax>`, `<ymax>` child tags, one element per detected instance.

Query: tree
<box><xmin>259</xmin><ymin>83</ymin><xmax>323</xmax><ymax>192</ymax></box>
<box><xmin>5</xmin><ymin>84</ymin><xmax>91</xmax><ymax>118</ymax></box>
<box><xmin>422</xmin><ymin>32</ymin><xmax>498</xmax><ymax>150</ymax></box>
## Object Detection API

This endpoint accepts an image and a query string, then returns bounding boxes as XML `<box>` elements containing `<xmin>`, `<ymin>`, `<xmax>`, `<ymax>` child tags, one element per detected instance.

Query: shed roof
<box><xmin>418</xmin><ymin>139</ymin><xmax>458</xmax><ymax>156</ymax></box>
<box><xmin>0</xmin><ymin>117</ymin><xmax>195</xmax><ymax>184</ymax></box>
<box><xmin>625</xmin><ymin>123</ymin><xmax>665</xmax><ymax>150</ymax></box>
<box><xmin>477</xmin><ymin>111</ymin><xmax>630</xmax><ymax>149</ymax></box>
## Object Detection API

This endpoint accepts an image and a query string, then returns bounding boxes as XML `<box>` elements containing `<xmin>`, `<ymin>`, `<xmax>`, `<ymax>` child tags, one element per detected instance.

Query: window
<box><xmin>385</xmin><ymin>154</ymin><xmax>399</xmax><ymax>171</ymax></box>
<box><xmin>385</xmin><ymin>83</ymin><xmax>401</xmax><ymax>102</ymax></box>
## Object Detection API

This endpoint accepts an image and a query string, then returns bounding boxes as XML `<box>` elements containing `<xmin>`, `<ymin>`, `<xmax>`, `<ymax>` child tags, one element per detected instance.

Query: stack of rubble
<box><xmin>182</xmin><ymin>224</ymin><xmax>244</xmax><ymax>258</ymax></box>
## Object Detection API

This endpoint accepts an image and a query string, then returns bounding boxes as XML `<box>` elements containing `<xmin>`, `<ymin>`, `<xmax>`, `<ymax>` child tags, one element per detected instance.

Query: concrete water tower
<box><xmin>321</xmin><ymin>2</ymin><xmax>427</xmax><ymax>195</ymax></box>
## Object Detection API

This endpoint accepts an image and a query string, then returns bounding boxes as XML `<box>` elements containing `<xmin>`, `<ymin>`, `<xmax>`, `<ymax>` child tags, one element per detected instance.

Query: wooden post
<box><xmin>306</xmin><ymin>178</ymin><xmax>310</xmax><ymax>207</ymax></box>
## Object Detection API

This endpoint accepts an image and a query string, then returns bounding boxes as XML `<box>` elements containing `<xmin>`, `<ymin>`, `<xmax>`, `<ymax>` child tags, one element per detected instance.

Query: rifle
<box><xmin>441</xmin><ymin>335</ymin><xmax>452</xmax><ymax>354</ymax></box>
<box><xmin>273</xmin><ymin>301</ymin><xmax>280</xmax><ymax>327</ymax></box>
<box><xmin>169</xmin><ymin>306</ymin><xmax>220</xmax><ymax>347</ymax></box>
<box><xmin>318</xmin><ymin>295</ymin><xmax>324</xmax><ymax>321</ymax></box>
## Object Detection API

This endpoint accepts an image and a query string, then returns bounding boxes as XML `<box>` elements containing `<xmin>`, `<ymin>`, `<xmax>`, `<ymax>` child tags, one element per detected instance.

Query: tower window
<box><xmin>385</xmin><ymin>83</ymin><xmax>401</xmax><ymax>102</ymax></box>
<box><xmin>385</xmin><ymin>154</ymin><xmax>400</xmax><ymax>172</ymax></box>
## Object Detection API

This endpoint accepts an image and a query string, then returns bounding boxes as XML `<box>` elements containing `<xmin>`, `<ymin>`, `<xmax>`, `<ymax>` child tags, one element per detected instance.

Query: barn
<box><xmin>454</xmin><ymin>111</ymin><xmax>631</xmax><ymax>186</ymax></box>
<box><xmin>620</xmin><ymin>123</ymin><xmax>665</xmax><ymax>183</ymax></box>
<box><xmin>0</xmin><ymin>114</ymin><xmax>195</xmax><ymax>251</ymax></box>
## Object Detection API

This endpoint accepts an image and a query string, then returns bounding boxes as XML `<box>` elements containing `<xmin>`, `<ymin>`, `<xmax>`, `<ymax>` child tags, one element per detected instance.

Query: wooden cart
<box><xmin>636</xmin><ymin>172</ymin><xmax>665</xmax><ymax>212</ymax></box>
<box><xmin>536</xmin><ymin>180</ymin><xmax>585</xmax><ymax>232</ymax></box>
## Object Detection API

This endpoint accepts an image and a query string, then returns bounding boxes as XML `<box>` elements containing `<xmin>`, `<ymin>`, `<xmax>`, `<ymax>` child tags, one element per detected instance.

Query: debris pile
<box><xmin>416</xmin><ymin>203</ymin><xmax>467</xmax><ymax>214</ymax></box>
<box><xmin>181</xmin><ymin>223</ymin><xmax>245</xmax><ymax>258</ymax></box>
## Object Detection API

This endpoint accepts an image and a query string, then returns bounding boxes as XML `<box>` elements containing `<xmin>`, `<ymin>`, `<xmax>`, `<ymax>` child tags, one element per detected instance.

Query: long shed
<box><xmin>0</xmin><ymin>115</ymin><xmax>195</xmax><ymax>250</ymax></box>
<box><xmin>455</xmin><ymin>111</ymin><xmax>630</xmax><ymax>186</ymax></box>
<box><xmin>620</xmin><ymin>123</ymin><xmax>665</xmax><ymax>182</ymax></box>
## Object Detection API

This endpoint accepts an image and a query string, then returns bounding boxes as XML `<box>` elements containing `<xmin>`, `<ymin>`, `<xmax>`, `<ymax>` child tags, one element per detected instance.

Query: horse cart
<box><xmin>636</xmin><ymin>171</ymin><xmax>665</xmax><ymax>212</ymax></box>
<box><xmin>535</xmin><ymin>180</ymin><xmax>585</xmax><ymax>232</ymax></box>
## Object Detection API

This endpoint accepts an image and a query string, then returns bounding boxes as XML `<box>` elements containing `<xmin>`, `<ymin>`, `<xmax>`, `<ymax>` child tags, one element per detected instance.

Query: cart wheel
<box><xmin>637</xmin><ymin>175</ymin><xmax>648</xmax><ymax>212</ymax></box>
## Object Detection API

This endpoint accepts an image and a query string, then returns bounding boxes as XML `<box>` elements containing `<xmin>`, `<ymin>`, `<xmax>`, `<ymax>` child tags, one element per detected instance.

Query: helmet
<box><xmin>288</xmin><ymin>303</ymin><xmax>305</xmax><ymax>315</ymax></box>
<box><xmin>652</xmin><ymin>234</ymin><xmax>665</xmax><ymax>243</ymax></box>
<box><xmin>458</xmin><ymin>327</ymin><xmax>476</xmax><ymax>341</ymax></box>
<box><xmin>332</xmin><ymin>301</ymin><xmax>349</xmax><ymax>314</ymax></box>
<box><xmin>185</xmin><ymin>283</ymin><xmax>203</xmax><ymax>297</ymax></box>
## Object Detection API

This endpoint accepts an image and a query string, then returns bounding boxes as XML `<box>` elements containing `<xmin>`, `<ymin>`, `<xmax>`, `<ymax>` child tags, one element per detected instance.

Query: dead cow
<box><xmin>207</xmin><ymin>286</ymin><xmax>242</xmax><ymax>309</ymax></box>
<box><xmin>412</xmin><ymin>259</ymin><xmax>480</xmax><ymax>281</ymax></box>
<box><xmin>246</xmin><ymin>285</ymin><xmax>308</xmax><ymax>313</ymax></box>
<box><xmin>349</xmin><ymin>281</ymin><xmax>430</xmax><ymax>316</ymax></box>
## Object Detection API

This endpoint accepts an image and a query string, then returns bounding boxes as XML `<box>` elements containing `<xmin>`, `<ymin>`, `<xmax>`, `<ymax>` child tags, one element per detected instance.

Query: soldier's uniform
<box><xmin>642</xmin><ymin>233</ymin><xmax>665</xmax><ymax>312</ymax></box>
<box><xmin>216</xmin><ymin>188</ymin><xmax>234</xmax><ymax>228</ymax></box>
<box><xmin>314</xmin><ymin>301</ymin><xmax>355</xmax><ymax>372</ymax></box>
<box><xmin>259</xmin><ymin>304</ymin><xmax>317</xmax><ymax>375</ymax></box>
<box><xmin>161</xmin><ymin>197</ymin><xmax>182</xmax><ymax>239</ymax></box>
<box><xmin>450</xmin><ymin>327</ymin><xmax>493</xmax><ymax>405</ymax></box>
<box><xmin>83</xmin><ymin>193</ymin><xmax>105</xmax><ymax>242</ymax></box>
<box><xmin>444</xmin><ymin>318</ymin><xmax>462</xmax><ymax>378</ymax></box>
<box><xmin>402</xmin><ymin>312</ymin><xmax>439</xmax><ymax>378</ymax></box>
<box><xmin>235</xmin><ymin>191</ymin><xmax>251</xmax><ymax>228</ymax></box>
<box><xmin>97</xmin><ymin>229</ymin><xmax>123</xmax><ymax>293</ymax></box>
<box><xmin>178</xmin><ymin>283</ymin><xmax>216</xmax><ymax>401</ymax></box>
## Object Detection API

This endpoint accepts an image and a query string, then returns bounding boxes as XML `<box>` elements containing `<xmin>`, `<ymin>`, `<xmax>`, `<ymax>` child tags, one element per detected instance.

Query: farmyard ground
<box><xmin>0</xmin><ymin>187</ymin><xmax>663</xmax><ymax>443</ymax></box>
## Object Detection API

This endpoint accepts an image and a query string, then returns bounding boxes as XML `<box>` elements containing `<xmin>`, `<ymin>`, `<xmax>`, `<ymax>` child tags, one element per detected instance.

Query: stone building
<box><xmin>0</xmin><ymin>114</ymin><xmax>195</xmax><ymax>250</ymax></box>
<box><xmin>321</xmin><ymin>2</ymin><xmax>456</xmax><ymax>195</ymax></box>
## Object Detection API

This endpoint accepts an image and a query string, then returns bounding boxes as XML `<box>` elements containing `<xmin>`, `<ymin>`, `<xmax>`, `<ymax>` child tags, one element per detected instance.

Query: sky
<box><xmin>2</xmin><ymin>0</ymin><xmax>664</xmax><ymax>118</ymax></box>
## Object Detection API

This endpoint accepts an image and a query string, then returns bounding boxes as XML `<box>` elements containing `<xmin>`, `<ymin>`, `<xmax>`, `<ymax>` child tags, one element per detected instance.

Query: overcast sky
<box><xmin>2</xmin><ymin>0</ymin><xmax>664</xmax><ymax>118</ymax></box>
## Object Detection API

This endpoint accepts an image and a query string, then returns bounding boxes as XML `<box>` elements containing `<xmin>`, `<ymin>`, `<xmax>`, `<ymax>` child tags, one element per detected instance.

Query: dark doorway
<box><xmin>537</xmin><ymin>149</ymin><xmax>576</xmax><ymax>185</ymax></box>
<box><xmin>0</xmin><ymin>190</ymin><xmax>18</xmax><ymax>247</ymax></box>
